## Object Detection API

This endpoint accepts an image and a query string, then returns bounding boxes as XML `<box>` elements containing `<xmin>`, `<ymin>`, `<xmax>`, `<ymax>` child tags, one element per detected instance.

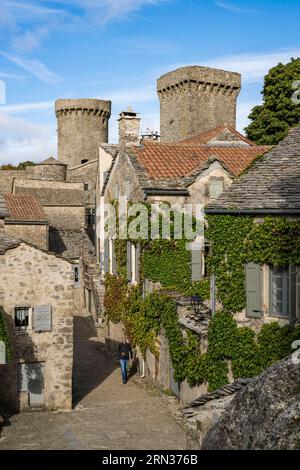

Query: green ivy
<box><xmin>0</xmin><ymin>306</ymin><xmax>11</xmax><ymax>361</ymax></box>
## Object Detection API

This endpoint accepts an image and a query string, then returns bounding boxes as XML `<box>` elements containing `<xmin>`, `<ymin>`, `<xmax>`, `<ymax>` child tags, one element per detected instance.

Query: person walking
<box><xmin>118</xmin><ymin>337</ymin><xmax>133</xmax><ymax>384</ymax></box>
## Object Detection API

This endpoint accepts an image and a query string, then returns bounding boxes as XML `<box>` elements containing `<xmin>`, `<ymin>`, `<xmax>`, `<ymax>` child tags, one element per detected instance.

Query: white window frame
<box><xmin>14</xmin><ymin>306</ymin><xmax>33</xmax><ymax>332</ymax></box>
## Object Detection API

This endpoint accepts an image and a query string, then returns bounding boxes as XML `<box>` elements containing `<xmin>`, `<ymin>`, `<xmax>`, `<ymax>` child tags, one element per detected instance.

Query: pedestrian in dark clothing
<box><xmin>118</xmin><ymin>337</ymin><xmax>133</xmax><ymax>384</ymax></box>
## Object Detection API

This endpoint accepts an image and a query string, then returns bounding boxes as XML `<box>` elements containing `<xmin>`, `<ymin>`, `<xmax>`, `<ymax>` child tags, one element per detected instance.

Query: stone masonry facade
<box><xmin>157</xmin><ymin>66</ymin><xmax>241</xmax><ymax>143</ymax></box>
<box><xmin>0</xmin><ymin>241</ymin><xmax>74</xmax><ymax>412</ymax></box>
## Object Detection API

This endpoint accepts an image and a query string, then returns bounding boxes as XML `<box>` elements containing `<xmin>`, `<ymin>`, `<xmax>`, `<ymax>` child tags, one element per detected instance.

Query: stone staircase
<box><xmin>83</xmin><ymin>260</ymin><xmax>106</xmax><ymax>340</ymax></box>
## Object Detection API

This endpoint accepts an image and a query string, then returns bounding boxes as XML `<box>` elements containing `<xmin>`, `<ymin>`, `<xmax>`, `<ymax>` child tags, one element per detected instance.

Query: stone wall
<box><xmin>5</xmin><ymin>223</ymin><xmax>49</xmax><ymax>250</ymax></box>
<box><xmin>157</xmin><ymin>66</ymin><xmax>241</xmax><ymax>143</ymax></box>
<box><xmin>67</xmin><ymin>160</ymin><xmax>98</xmax><ymax>208</ymax></box>
<box><xmin>0</xmin><ymin>170</ymin><xmax>27</xmax><ymax>194</ymax></box>
<box><xmin>56</xmin><ymin>99</ymin><xmax>111</xmax><ymax>167</ymax></box>
<box><xmin>0</xmin><ymin>243</ymin><xmax>74</xmax><ymax>411</ymax></box>
<box><xmin>44</xmin><ymin>206</ymin><xmax>85</xmax><ymax>230</ymax></box>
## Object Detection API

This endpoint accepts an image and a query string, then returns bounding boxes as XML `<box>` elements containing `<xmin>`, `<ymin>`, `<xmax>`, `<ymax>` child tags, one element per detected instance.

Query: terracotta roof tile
<box><xmin>130</xmin><ymin>142</ymin><xmax>270</xmax><ymax>183</ymax></box>
<box><xmin>4</xmin><ymin>193</ymin><xmax>47</xmax><ymax>222</ymax></box>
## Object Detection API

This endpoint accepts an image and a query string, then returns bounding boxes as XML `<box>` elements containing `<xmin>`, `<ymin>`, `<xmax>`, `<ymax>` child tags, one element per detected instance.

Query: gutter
<box><xmin>5</xmin><ymin>220</ymin><xmax>49</xmax><ymax>225</ymax></box>
<box><xmin>144</xmin><ymin>188</ymin><xmax>190</xmax><ymax>197</ymax></box>
<box><xmin>205</xmin><ymin>208</ymin><xmax>300</xmax><ymax>216</ymax></box>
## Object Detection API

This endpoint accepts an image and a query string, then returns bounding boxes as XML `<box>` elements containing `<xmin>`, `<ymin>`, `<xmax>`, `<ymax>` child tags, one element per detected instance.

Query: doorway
<box><xmin>19</xmin><ymin>362</ymin><xmax>45</xmax><ymax>407</ymax></box>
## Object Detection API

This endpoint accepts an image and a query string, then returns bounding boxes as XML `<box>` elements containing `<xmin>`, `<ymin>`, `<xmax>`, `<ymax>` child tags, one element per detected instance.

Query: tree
<box><xmin>245</xmin><ymin>58</ymin><xmax>300</xmax><ymax>145</ymax></box>
<box><xmin>0</xmin><ymin>161</ymin><xmax>35</xmax><ymax>170</ymax></box>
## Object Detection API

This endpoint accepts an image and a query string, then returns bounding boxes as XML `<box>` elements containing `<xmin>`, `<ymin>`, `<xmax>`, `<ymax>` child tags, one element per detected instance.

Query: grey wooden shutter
<box><xmin>127</xmin><ymin>242</ymin><xmax>132</xmax><ymax>282</ymax></box>
<box><xmin>246</xmin><ymin>263</ymin><xmax>263</xmax><ymax>318</ymax></box>
<box><xmin>191</xmin><ymin>249</ymin><xmax>202</xmax><ymax>282</ymax></box>
<box><xmin>289</xmin><ymin>265</ymin><xmax>297</xmax><ymax>326</ymax></box>
<box><xmin>135</xmin><ymin>244</ymin><xmax>141</xmax><ymax>283</ymax></box>
<box><xmin>111</xmin><ymin>241</ymin><xmax>117</xmax><ymax>275</ymax></box>
<box><xmin>104</xmin><ymin>239</ymin><xmax>109</xmax><ymax>274</ymax></box>
<box><xmin>0</xmin><ymin>341</ymin><xmax>6</xmax><ymax>365</ymax></box>
<box><xmin>209</xmin><ymin>179</ymin><xmax>224</xmax><ymax>200</ymax></box>
<box><xmin>33</xmin><ymin>305</ymin><xmax>52</xmax><ymax>332</ymax></box>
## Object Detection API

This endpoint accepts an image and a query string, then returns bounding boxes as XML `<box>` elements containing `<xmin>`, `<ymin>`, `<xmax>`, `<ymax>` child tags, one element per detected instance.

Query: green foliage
<box><xmin>206</xmin><ymin>215</ymin><xmax>300</xmax><ymax>313</ymax></box>
<box><xmin>0</xmin><ymin>161</ymin><xmax>35</xmax><ymax>171</ymax></box>
<box><xmin>245</xmin><ymin>58</ymin><xmax>300</xmax><ymax>145</ymax></box>
<box><xmin>104</xmin><ymin>275</ymin><xmax>300</xmax><ymax>392</ymax></box>
<box><xmin>0</xmin><ymin>306</ymin><xmax>11</xmax><ymax>361</ymax></box>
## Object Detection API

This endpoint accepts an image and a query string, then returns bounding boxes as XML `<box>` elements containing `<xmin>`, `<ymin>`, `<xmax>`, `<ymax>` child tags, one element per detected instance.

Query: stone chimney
<box><xmin>118</xmin><ymin>107</ymin><xmax>141</xmax><ymax>146</ymax></box>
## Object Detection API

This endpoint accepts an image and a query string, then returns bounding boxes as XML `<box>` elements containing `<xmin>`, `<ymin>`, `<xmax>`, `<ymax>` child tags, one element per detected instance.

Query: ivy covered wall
<box><xmin>104</xmin><ymin>211</ymin><xmax>300</xmax><ymax>392</ymax></box>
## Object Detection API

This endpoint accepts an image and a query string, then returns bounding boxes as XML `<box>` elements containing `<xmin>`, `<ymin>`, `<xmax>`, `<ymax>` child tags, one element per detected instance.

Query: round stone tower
<box><xmin>157</xmin><ymin>66</ymin><xmax>241</xmax><ymax>143</ymax></box>
<box><xmin>55</xmin><ymin>98</ymin><xmax>111</xmax><ymax>167</ymax></box>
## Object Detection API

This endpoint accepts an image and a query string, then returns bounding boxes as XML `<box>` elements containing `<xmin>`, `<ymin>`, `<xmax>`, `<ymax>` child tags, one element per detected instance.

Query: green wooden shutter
<box><xmin>191</xmin><ymin>249</ymin><xmax>202</xmax><ymax>282</ymax></box>
<box><xmin>127</xmin><ymin>242</ymin><xmax>132</xmax><ymax>282</ymax></box>
<box><xmin>111</xmin><ymin>241</ymin><xmax>117</xmax><ymax>275</ymax></box>
<box><xmin>135</xmin><ymin>244</ymin><xmax>141</xmax><ymax>283</ymax></box>
<box><xmin>104</xmin><ymin>239</ymin><xmax>109</xmax><ymax>274</ymax></box>
<box><xmin>289</xmin><ymin>264</ymin><xmax>297</xmax><ymax>326</ymax></box>
<box><xmin>246</xmin><ymin>263</ymin><xmax>263</xmax><ymax>318</ymax></box>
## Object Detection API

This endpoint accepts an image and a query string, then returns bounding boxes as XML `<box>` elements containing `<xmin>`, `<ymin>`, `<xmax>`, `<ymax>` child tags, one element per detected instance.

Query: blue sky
<box><xmin>0</xmin><ymin>0</ymin><xmax>300</xmax><ymax>164</ymax></box>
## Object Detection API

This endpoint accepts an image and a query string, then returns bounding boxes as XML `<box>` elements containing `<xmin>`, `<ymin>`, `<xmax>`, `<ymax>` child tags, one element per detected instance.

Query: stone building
<box><xmin>3</xmin><ymin>193</ymin><xmax>48</xmax><ymax>250</ymax></box>
<box><xmin>157</xmin><ymin>66</ymin><xmax>241</xmax><ymax>143</ymax></box>
<box><xmin>0</xmin><ymin>232</ymin><xmax>75</xmax><ymax>412</ymax></box>
<box><xmin>206</xmin><ymin>125</ymin><xmax>300</xmax><ymax>328</ymax></box>
<box><xmin>55</xmin><ymin>99</ymin><xmax>111</xmax><ymax>167</ymax></box>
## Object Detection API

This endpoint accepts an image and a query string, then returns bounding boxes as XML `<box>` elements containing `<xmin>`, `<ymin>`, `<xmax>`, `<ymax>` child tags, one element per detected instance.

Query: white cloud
<box><xmin>0</xmin><ymin>113</ymin><xmax>56</xmax><ymax>165</ymax></box>
<box><xmin>216</xmin><ymin>2</ymin><xmax>259</xmax><ymax>14</ymax></box>
<box><xmin>0</xmin><ymin>51</ymin><xmax>62</xmax><ymax>84</ymax></box>
<box><xmin>206</xmin><ymin>49</ymin><xmax>300</xmax><ymax>83</ymax></box>
<box><xmin>0</xmin><ymin>101</ymin><xmax>54</xmax><ymax>114</ymax></box>
<box><xmin>12</xmin><ymin>27</ymin><xmax>49</xmax><ymax>53</ymax></box>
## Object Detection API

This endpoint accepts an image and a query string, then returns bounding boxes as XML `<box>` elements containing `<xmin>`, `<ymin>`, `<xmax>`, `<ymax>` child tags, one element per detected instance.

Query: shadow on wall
<box><xmin>48</xmin><ymin>227</ymin><xmax>67</xmax><ymax>255</ymax></box>
<box><xmin>72</xmin><ymin>315</ymin><xmax>118</xmax><ymax>407</ymax></box>
<box><xmin>0</xmin><ymin>307</ymin><xmax>41</xmax><ymax>426</ymax></box>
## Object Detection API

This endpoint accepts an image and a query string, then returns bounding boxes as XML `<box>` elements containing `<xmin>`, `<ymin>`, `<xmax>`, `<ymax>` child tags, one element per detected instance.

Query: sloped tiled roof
<box><xmin>206</xmin><ymin>126</ymin><xmax>300</xmax><ymax>213</ymax></box>
<box><xmin>4</xmin><ymin>193</ymin><xmax>47</xmax><ymax>222</ymax></box>
<box><xmin>0</xmin><ymin>233</ymin><xmax>20</xmax><ymax>254</ymax></box>
<box><xmin>127</xmin><ymin>143</ymin><xmax>269</xmax><ymax>188</ymax></box>
<box><xmin>178</xmin><ymin>125</ymin><xmax>255</xmax><ymax>146</ymax></box>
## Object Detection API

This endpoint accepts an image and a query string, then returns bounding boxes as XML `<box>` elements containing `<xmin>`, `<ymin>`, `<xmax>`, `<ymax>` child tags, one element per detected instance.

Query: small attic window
<box><xmin>84</xmin><ymin>183</ymin><xmax>89</xmax><ymax>191</ymax></box>
<box><xmin>81</xmin><ymin>159</ymin><xmax>88</xmax><ymax>164</ymax></box>
<box><xmin>209</xmin><ymin>178</ymin><xmax>224</xmax><ymax>200</ymax></box>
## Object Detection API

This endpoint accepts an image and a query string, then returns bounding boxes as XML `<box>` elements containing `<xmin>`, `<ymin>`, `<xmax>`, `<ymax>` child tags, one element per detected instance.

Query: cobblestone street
<box><xmin>0</xmin><ymin>315</ymin><xmax>186</xmax><ymax>450</ymax></box>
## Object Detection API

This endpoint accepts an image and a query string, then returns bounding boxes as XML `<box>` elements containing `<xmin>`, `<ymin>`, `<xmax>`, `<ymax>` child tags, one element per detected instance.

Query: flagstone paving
<box><xmin>0</xmin><ymin>314</ymin><xmax>186</xmax><ymax>450</ymax></box>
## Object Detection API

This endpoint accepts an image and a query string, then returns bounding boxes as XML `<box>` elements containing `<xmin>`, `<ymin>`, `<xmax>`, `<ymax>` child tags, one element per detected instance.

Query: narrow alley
<box><xmin>0</xmin><ymin>314</ymin><xmax>186</xmax><ymax>450</ymax></box>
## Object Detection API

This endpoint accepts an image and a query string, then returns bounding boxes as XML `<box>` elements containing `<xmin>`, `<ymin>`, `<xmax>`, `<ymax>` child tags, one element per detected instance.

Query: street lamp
<box><xmin>190</xmin><ymin>295</ymin><xmax>202</xmax><ymax>315</ymax></box>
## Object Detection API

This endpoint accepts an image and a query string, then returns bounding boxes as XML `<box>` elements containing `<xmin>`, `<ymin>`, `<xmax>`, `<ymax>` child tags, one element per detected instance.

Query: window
<box><xmin>270</xmin><ymin>266</ymin><xmax>290</xmax><ymax>318</ymax></box>
<box><xmin>85</xmin><ymin>208</ymin><xmax>95</xmax><ymax>226</ymax></box>
<box><xmin>204</xmin><ymin>241</ymin><xmax>211</xmax><ymax>277</ymax></box>
<box><xmin>84</xmin><ymin>183</ymin><xmax>89</xmax><ymax>191</ymax></box>
<box><xmin>209</xmin><ymin>178</ymin><xmax>224</xmax><ymax>200</ymax></box>
<box><xmin>74</xmin><ymin>265</ymin><xmax>80</xmax><ymax>286</ymax></box>
<box><xmin>125</xmin><ymin>178</ymin><xmax>132</xmax><ymax>199</ymax></box>
<box><xmin>114</xmin><ymin>183</ymin><xmax>119</xmax><ymax>201</ymax></box>
<box><xmin>81</xmin><ymin>159</ymin><xmax>89</xmax><ymax>164</ymax></box>
<box><xmin>15</xmin><ymin>307</ymin><xmax>30</xmax><ymax>331</ymax></box>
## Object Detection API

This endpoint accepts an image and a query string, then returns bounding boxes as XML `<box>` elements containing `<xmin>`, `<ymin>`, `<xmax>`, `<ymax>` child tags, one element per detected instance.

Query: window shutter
<box><xmin>209</xmin><ymin>179</ymin><xmax>224</xmax><ymax>200</ymax></box>
<box><xmin>135</xmin><ymin>244</ymin><xmax>141</xmax><ymax>283</ymax></box>
<box><xmin>111</xmin><ymin>241</ymin><xmax>117</xmax><ymax>275</ymax></box>
<box><xmin>33</xmin><ymin>305</ymin><xmax>52</xmax><ymax>332</ymax></box>
<box><xmin>191</xmin><ymin>249</ymin><xmax>202</xmax><ymax>282</ymax></box>
<box><xmin>290</xmin><ymin>265</ymin><xmax>297</xmax><ymax>326</ymax></box>
<box><xmin>127</xmin><ymin>242</ymin><xmax>132</xmax><ymax>282</ymax></box>
<box><xmin>104</xmin><ymin>239</ymin><xmax>109</xmax><ymax>274</ymax></box>
<box><xmin>246</xmin><ymin>263</ymin><xmax>263</xmax><ymax>318</ymax></box>
<box><xmin>0</xmin><ymin>341</ymin><xmax>6</xmax><ymax>365</ymax></box>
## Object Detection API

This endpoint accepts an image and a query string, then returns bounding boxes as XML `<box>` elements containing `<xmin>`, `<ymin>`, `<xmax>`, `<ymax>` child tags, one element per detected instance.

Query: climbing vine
<box><xmin>0</xmin><ymin>306</ymin><xmax>11</xmax><ymax>361</ymax></box>
<box><xmin>105</xmin><ymin>207</ymin><xmax>300</xmax><ymax>392</ymax></box>
<box><xmin>206</xmin><ymin>215</ymin><xmax>300</xmax><ymax>312</ymax></box>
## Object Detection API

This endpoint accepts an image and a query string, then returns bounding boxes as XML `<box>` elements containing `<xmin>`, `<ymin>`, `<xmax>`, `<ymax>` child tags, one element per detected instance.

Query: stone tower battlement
<box><xmin>157</xmin><ymin>66</ymin><xmax>241</xmax><ymax>143</ymax></box>
<box><xmin>55</xmin><ymin>99</ymin><xmax>111</xmax><ymax>167</ymax></box>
